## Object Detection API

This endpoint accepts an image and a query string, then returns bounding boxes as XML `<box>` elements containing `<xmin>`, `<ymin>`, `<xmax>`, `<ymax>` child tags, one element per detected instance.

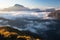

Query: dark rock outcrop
<box><xmin>48</xmin><ymin>10</ymin><xmax>60</xmax><ymax>19</ymax></box>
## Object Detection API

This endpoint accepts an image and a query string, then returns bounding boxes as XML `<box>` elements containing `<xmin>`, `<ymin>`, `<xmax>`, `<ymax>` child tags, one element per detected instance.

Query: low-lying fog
<box><xmin>0</xmin><ymin>11</ymin><xmax>60</xmax><ymax>40</ymax></box>
<box><xmin>0</xmin><ymin>11</ymin><xmax>50</xmax><ymax>19</ymax></box>
<box><xmin>0</xmin><ymin>11</ymin><xmax>57</xmax><ymax>33</ymax></box>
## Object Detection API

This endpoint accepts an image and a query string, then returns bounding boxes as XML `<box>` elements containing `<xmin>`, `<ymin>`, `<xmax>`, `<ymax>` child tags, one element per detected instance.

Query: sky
<box><xmin>0</xmin><ymin>0</ymin><xmax>60</xmax><ymax>9</ymax></box>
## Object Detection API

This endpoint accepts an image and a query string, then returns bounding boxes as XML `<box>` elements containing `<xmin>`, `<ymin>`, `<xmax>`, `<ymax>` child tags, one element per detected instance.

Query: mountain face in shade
<box><xmin>14</xmin><ymin>4</ymin><xmax>24</xmax><ymax>7</ymax></box>
<box><xmin>0</xmin><ymin>26</ymin><xmax>40</xmax><ymax>40</ymax></box>
<box><xmin>1</xmin><ymin>4</ymin><xmax>31</xmax><ymax>11</ymax></box>
<box><xmin>48</xmin><ymin>10</ymin><xmax>60</xmax><ymax>19</ymax></box>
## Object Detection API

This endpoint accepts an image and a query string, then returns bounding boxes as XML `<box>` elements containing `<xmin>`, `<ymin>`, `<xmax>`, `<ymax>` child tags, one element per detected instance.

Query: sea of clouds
<box><xmin>0</xmin><ymin>11</ymin><xmax>55</xmax><ymax>34</ymax></box>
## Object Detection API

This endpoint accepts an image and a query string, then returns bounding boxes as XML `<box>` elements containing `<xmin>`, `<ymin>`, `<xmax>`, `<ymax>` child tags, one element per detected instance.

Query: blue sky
<box><xmin>0</xmin><ymin>0</ymin><xmax>60</xmax><ymax>9</ymax></box>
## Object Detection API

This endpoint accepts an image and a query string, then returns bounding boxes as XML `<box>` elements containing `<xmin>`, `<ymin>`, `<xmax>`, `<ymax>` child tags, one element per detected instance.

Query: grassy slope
<box><xmin>0</xmin><ymin>26</ymin><xmax>40</xmax><ymax>40</ymax></box>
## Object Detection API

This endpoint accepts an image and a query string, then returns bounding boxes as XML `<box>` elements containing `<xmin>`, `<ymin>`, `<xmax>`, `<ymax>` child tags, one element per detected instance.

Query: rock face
<box><xmin>0</xmin><ymin>26</ymin><xmax>40</xmax><ymax>40</ymax></box>
<box><xmin>48</xmin><ymin>10</ymin><xmax>60</xmax><ymax>19</ymax></box>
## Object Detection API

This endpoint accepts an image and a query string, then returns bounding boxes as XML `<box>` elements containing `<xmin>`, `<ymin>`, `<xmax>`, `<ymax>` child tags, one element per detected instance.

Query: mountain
<box><xmin>48</xmin><ymin>10</ymin><xmax>60</xmax><ymax>19</ymax></box>
<box><xmin>31</xmin><ymin>8</ymin><xmax>41</xmax><ymax>12</ymax></box>
<box><xmin>44</xmin><ymin>8</ymin><xmax>56</xmax><ymax>12</ymax></box>
<box><xmin>0</xmin><ymin>4</ymin><xmax>57</xmax><ymax>12</ymax></box>
<box><xmin>1</xmin><ymin>4</ymin><xmax>56</xmax><ymax>12</ymax></box>
<box><xmin>1</xmin><ymin>4</ymin><xmax>31</xmax><ymax>11</ymax></box>
<box><xmin>1</xmin><ymin>4</ymin><xmax>41</xmax><ymax>12</ymax></box>
<box><xmin>0</xmin><ymin>26</ymin><xmax>40</xmax><ymax>40</ymax></box>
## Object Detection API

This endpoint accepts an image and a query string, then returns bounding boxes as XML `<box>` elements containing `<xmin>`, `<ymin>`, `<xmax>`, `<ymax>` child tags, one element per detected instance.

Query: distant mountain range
<box><xmin>0</xmin><ymin>4</ymin><xmax>56</xmax><ymax>12</ymax></box>
<box><xmin>1</xmin><ymin>4</ymin><xmax>41</xmax><ymax>12</ymax></box>
<box><xmin>44</xmin><ymin>8</ymin><xmax>56</xmax><ymax>12</ymax></box>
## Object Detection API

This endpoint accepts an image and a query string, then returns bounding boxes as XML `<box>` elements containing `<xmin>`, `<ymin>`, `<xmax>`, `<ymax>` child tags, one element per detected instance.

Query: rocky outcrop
<box><xmin>48</xmin><ymin>10</ymin><xmax>60</xmax><ymax>19</ymax></box>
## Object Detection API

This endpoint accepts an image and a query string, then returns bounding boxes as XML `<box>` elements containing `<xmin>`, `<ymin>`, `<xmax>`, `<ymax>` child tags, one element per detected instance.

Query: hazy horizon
<box><xmin>0</xmin><ymin>0</ymin><xmax>60</xmax><ymax>10</ymax></box>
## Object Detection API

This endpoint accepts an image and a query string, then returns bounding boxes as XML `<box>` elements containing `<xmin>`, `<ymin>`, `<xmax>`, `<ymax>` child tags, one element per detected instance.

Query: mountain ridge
<box><xmin>0</xmin><ymin>4</ymin><xmax>41</xmax><ymax>12</ymax></box>
<box><xmin>0</xmin><ymin>26</ymin><xmax>40</xmax><ymax>40</ymax></box>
